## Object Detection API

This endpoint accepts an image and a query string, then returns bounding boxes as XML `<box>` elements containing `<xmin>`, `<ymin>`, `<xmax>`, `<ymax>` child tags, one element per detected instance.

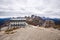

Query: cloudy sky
<box><xmin>0</xmin><ymin>0</ymin><xmax>60</xmax><ymax>18</ymax></box>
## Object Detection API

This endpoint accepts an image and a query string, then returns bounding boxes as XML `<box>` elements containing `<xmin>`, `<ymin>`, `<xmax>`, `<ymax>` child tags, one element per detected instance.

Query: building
<box><xmin>8</xmin><ymin>17</ymin><xmax>28</xmax><ymax>29</ymax></box>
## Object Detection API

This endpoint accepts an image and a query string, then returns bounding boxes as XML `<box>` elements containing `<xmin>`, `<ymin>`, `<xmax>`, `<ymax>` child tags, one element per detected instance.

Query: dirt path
<box><xmin>0</xmin><ymin>26</ymin><xmax>60</xmax><ymax>40</ymax></box>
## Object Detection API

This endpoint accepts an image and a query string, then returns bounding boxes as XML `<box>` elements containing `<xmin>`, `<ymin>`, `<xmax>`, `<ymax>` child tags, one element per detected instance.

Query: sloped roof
<box><xmin>10</xmin><ymin>17</ymin><xmax>26</xmax><ymax>20</ymax></box>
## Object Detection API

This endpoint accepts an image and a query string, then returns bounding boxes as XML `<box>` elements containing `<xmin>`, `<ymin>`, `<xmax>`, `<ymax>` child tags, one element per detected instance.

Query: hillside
<box><xmin>0</xmin><ymin>26</ymin><xmax>60</xmax><ymax>40</ymax></box>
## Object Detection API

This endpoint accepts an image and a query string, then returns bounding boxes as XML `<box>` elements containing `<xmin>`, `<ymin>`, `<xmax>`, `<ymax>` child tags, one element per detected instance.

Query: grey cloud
<box><xmin>0</xmin><ymin>0</ymin><xmax>60</xmax><ymax>18</ymax></box>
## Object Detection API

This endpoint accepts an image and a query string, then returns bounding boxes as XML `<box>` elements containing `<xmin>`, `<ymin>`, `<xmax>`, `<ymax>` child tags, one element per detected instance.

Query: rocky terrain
<box><xmin>0</xmin><ymin>25</ymin><xmax>60</xmax><ymax>40</ymax></box>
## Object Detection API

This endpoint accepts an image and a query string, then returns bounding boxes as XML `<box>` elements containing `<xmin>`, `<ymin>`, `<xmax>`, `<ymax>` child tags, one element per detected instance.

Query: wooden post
<box><xmin>8</xmin><ymin>25</ymin><xmax>10</xmax><ymax>30</ymax></box>
<box><xmin>0</xmin><ymin>26</ymin><xmax>1</xmax><ymax>31</ymax></box>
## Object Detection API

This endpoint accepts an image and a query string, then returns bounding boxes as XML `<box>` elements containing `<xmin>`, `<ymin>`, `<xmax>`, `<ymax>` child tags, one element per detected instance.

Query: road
<box><xmin>0</xmin><ymin>26</ymin><xmax>60</xmax><ymax>40</ymax></box>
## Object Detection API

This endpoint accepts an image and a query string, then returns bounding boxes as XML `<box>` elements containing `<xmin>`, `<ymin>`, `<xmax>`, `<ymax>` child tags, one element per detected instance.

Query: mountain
<box><xmin>0</xmin><ymin>16</ymin><xmax>60</xmax><ymax>26</ymax></box>
<box><xmin>42</xmin><ymin>17</ymin><xmax>60</xmax><ymax>25</ymax></box>
<box><xmin>0</xmin><ymin>18</ymin><xmax>10</xmax><ymax>26</ymax></box>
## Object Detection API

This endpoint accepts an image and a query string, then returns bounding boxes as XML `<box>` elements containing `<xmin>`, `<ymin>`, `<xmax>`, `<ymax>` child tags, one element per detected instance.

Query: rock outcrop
<box><xmin>43</xmin><ymin>20</ymin><xmax>55</xmax><ymax>28</ymax></box>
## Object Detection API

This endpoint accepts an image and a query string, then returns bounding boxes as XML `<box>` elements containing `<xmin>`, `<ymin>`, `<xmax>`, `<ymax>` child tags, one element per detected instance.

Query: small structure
<box><xmin>8</xmin><ymin>17</ymin><xmax>28</xmax><ymax>29</ymax></box>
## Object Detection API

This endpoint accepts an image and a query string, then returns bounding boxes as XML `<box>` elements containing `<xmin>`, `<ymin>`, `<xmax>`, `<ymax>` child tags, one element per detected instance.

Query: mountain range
<box><xmin>0</xmin><ymin>17</ymin><xmax>60</xmax><ymax>26</ymax></box>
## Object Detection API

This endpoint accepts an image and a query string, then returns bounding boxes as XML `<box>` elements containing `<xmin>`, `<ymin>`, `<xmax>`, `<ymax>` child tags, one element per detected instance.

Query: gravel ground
<box><xmin>0</xmin><ymin>26</ymin><xmax>60</xmax><ymax>40</ymax></box>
